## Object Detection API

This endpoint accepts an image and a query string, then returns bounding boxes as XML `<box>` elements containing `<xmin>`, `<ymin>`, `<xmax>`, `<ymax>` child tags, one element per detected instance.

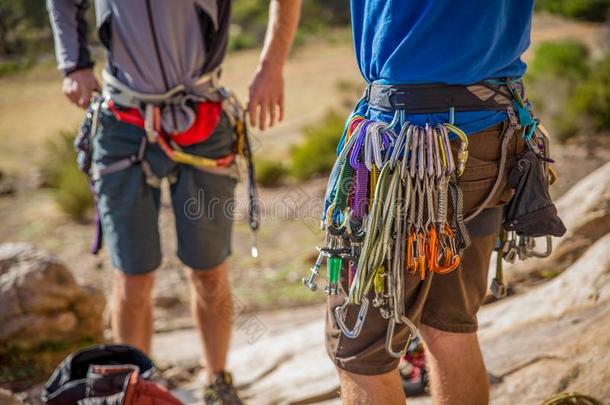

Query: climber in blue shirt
<box><xmin>324</xmin><ymin>2</ymin><xmax>535</xmax><ymax>404</ymax></box>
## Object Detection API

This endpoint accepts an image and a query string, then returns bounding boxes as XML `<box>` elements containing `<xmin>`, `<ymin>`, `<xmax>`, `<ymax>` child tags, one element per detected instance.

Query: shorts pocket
<box><xmin>454</xmin><ymin>125</ymin><xmax>515</xmax><ymax>214</ymax></box>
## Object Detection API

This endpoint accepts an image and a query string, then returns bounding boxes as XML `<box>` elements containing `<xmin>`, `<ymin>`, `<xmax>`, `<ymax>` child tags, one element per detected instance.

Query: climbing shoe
<box><xmin>203</xmin><ymin>371</ymin><xmax>244</xmax><ymax>405</ymax></box>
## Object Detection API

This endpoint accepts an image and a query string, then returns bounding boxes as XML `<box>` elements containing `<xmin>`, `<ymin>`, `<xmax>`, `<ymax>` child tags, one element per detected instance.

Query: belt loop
<box><xmin>449</xmin><ymin>107</ymin><xmax>455</xmax><ymax>125</ymax></box>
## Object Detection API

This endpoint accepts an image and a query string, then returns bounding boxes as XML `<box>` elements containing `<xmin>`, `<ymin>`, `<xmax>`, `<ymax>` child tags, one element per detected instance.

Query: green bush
<box><xmin>41</xmin><ymin>130</ymin><xmax>77</xmax><ymax>188</ymax></box>
<box><xmin>255</xmin><ymin>158</ymin><xmax>288</xmax><ymax>187</ymax></box>
<box><xmin>228</xmin><ymin>0</ymin><xmax>350</xmax><ymax>52</ymax></box>
<box><xmin>528</xmin><ymin>40</ymin><xmax>590</xmax><ymax>80</ymax></box>
<box><xmin>290</xmin><ymin>111</ymin><xmax>344</xmax><ymax>181</ymax></box>
<box><xmin>54</xmin><ymin>162</ymin><xmax>94</xmax><ymax>222</ymax></box>
<box><xmin>536</xmin><ymin>0</ymin><xmax>610</xmax><ymax>22</ymax></box>
<box><xmin>41</xmin><ymin>130</ymin><xmax>93</xmax><ymax>222</ymax></box>
<box><xmin>556</xmin><ymin>55</ymin><xmax>610</xmax><ymax>140</ymax></box>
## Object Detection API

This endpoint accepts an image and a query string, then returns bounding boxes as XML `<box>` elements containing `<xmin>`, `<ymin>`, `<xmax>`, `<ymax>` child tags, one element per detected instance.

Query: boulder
<box><xmin>479</xmin><ymin>234</ymin><xmax>610</xmax><ymax>403</ymax></box>
<box><xmin>0</xmin><ymin>243</ymin><xmax>105</xmax><ymax>350</ymax></box>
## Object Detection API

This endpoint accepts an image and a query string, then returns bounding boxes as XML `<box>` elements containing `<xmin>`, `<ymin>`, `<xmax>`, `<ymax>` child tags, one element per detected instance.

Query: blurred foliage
<box><xmin>528</xmin><ymin>40</ymin><xmax>589</xmax><ymax>80</ymax></box>
<box><xmin>255</xmin><ymin>158</ymin><xmax>289</xmax><ymax>187</ymax></box>
<box><xmin>0</xmin><ymin>338</ymin><xmax>98</xmax><ymax>391</ymax></box>
<box><xmin>0</xmin><ymin>0</ymin><xmax>350</xmax><ymax>73</ymax></box>
<box><xmin>229</xmin><ymin>0</ymin><xmax>349</xmax><ymax>51</ymax></box>
<box><xmin>527</xmin><ymin>40</ymin><xmax>610</xmax><ymax>141</ymax></box>
<box><xmin>536</xmin><ymin>0</ymin><xmax>610</xmax><ymax>22</ymax></box>
<box><xmin>41</xmin><ymin>130</ymin><xmax>93</xmax><ymax>222</ymax></box>
<box><xmin>290</xmin><ymin>111</ymin><xmax>344</xmax><ymax>181</ymax></box>
<box><xmin>0</xmin><ymin>0</ymin><xmax>50</xmax><ymax>55</ymax></box>
<box><xmin>556</xmin><ymin>55</ymin><xmax>610</xmax><ymax>139</ymax></box>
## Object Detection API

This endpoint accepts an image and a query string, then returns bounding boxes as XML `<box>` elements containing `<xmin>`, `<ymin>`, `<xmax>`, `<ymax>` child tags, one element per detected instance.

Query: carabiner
<box><xmin>444</xmin><ymin>123</ymin><xmax>469</xmax><ymax>177</ymax></box>
<box><xmin>526</xmin><ymin>235</ymin><xmax>553</xmax><ymax>259</ymax></box>
<box><xmin>335</xmin><ymin>297</ymin><xmax>369</xmax><ymax>339</ymax></box>
<box><xmin>385</xmin><ymin>316</ymin><xmax>417</xmax><ymax>358</ymax></box>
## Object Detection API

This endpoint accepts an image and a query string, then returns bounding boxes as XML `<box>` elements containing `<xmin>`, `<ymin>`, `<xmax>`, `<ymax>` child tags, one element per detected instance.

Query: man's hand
<box><xmin>247</xmin><ymin>63</ymin><xmax>285</xmax><ymax>131</ymax></box>
<box><xmin>63</xmin><ymin>68</ymin><xmax>100</xmax><ymax>108</ymax></box>
<box><xmin>247</xmin><ymin>0</ymin><xmax>301</xmax><ymax>131</ymax></box>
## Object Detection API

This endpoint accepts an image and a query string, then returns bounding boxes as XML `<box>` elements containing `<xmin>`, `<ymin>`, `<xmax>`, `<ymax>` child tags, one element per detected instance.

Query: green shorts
<box><xmin>93</xmin><ymin>108</ymin><xmax>237</xmax><ymax>275</ymax></box>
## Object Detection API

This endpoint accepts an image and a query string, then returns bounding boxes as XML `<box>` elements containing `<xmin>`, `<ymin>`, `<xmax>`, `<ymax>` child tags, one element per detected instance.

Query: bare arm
<box><xmin>247</xmin><ymin>0</ymin><xmax>302</xmax><ymax>130</ymax></box>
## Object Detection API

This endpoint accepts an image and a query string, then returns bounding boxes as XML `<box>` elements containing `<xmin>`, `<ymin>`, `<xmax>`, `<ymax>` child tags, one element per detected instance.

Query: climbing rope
<box><xmin>541</xmin><ymin>392</ymin><xmax>604</xmax><ymax>405</ymax></box>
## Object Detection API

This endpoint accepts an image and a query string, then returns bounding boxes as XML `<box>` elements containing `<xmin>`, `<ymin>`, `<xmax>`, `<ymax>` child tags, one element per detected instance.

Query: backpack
<box><xmin>42</xmin><ymin>344</ymin><xmax>182</xmax><ymax>405</ymax></box>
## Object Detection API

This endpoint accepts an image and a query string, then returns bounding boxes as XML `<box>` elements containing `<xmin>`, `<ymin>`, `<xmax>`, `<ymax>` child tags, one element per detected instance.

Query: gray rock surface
<box><xmin>159</xmin><ymin>229</ymin><xmax>609</xmax><ymax>403</ymax></box>
<box><xmin>0</xmin><ymin>243</ymin><xmax>105</xmax><ymax>350</ymax></box>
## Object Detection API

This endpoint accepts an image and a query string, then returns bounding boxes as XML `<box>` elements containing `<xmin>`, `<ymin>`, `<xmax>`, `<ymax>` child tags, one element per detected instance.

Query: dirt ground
<box><xmin>0</xmin><ymin>14</ymin><xmax>608</xmax><ymax>331</ymax></box>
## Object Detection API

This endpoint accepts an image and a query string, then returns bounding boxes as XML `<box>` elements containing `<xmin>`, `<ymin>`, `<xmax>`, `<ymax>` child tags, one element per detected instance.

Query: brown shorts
<box><xmin>325</xmin><ymin>123</ymin><xmax>526</xmax><ymax>375</ymax></box>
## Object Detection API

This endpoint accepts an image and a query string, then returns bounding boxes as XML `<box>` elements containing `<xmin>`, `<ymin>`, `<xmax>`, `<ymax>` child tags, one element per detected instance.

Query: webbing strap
<box><xmin>463</xmin><ymin>122</ymin><xmax>515</xmax><ymax>224</ymax></box>
<box><xmin>366</xmin><ymin>81</ymin><xmax>524</xmax><ymax>114</ymax></box>
<box><xmin>102</xmin><ymin>68</ymin><xmax>222</xmax><ymax>108</ymax></box>
<box><xmin>449</xmin><ymin>177</ymin><xmax>471</xmax><ymax>255</ymax></box>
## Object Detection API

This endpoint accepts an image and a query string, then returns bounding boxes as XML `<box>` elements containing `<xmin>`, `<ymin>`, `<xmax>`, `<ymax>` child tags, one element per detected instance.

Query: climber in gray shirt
<box><xmin>48</xmin><ymin>0</ymin><xmax>295</xmax><ymax>130</ymax></box>
<box><xmin>47</xmin><ymin>1</ymin><xmax>302</xmax><ymax>404</ymax></box>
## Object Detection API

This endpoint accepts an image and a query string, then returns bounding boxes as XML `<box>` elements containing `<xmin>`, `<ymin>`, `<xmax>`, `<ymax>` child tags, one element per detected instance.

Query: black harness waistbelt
<box><xmin>365</xmin><ymin>81</ymin><xmax>524</xmax><ymax>114</ymax></box>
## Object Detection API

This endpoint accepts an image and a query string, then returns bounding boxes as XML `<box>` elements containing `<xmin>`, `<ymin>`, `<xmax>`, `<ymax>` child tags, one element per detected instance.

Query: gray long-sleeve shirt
<box><xmin>47</xmin><ymin>0</ymin><xmax>231</xmax><ymax>95</ymax></box>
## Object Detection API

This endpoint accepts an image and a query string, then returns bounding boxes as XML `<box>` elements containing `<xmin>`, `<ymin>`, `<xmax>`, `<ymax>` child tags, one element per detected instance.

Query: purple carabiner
<box><xmin>351</xmin><ymin>162</ymin><xmax>369</xmax><ymax>219</ymax></box>
<box><xmin>349</xmin><ymin>120</ymin><xmax>371</xmax><ymax>169</ymax></box>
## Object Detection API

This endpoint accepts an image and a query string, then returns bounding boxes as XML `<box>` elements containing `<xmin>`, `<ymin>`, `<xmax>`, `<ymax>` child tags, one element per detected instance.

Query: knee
<box><xmin>188</xmin><ymin>261</ymin><xmax>230</xmax><ymax>300</ymax></box>
<box><xmin>113</xmin><ymin>271</ymin><xmax>155</xmax><ymax>302</ymax></box>
<box><xmin>419</xmin><ymin>324</ymin><xmax>455</xmax><ymax>349</ymax></box>
<box><xmin>419</xmin><ymin>324</ymin><xmax>476</xmax><ymax>354</ymax></box>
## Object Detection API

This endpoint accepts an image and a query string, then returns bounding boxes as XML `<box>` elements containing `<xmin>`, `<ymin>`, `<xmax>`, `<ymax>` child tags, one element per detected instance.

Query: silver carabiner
<box><xmin>526</xmin><ymin>235</ymin><xmax>553</xmax><ymax>258</ymax></box>
<box><xmin>385</xmin><ymin>316</ymin><xmax>417</xmax><ymax>358</ymax></box>
<box><xmin>335</xmin><ymin>297</ymin><xmax>369</xmax><ymax>339</ymax></box>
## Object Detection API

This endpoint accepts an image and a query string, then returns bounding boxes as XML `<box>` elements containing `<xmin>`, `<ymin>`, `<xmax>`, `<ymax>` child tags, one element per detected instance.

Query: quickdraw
<box><xmin>303</xmin><ymin>110</ymin><xmax>471</xmax><ymax>357</ymax></box>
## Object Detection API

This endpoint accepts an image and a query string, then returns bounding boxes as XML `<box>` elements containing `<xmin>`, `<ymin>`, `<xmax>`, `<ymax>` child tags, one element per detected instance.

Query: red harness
<box><xmin>107</xmin><ymin>100</ymin><xmax>222</xmax><ymax>147</ymax></box>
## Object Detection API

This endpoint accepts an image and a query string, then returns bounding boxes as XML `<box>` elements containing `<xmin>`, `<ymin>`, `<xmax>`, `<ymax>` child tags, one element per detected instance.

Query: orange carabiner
<box><xmin>406</xmin><ymin>230</ymin><xmax>417</xmax><ymax>274</ymax></box>
<box><xmin>426</xmin><ymin>225</ymin><xmax>439</xmax><ymax>272</ymax></box>
<box><xmin>434</xmin><ymin>224</ymin><xmax>461</xmax><ymax>274</ymax></box>
<box><xmin>417</xmin><ymin>231</ymin><xmax>426</xmax><ymax>280</ymax></box>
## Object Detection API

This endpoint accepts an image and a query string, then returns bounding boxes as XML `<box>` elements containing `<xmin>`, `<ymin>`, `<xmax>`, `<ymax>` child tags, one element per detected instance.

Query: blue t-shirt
<box><xmin>350</xmin><ymin>0</ymin><xmax>534</xmax><ymax>133</ymax></box>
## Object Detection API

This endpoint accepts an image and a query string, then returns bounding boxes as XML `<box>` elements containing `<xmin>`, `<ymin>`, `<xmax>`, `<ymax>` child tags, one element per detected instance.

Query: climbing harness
<box><xmin>303</xmin><ymin>79</ymin><xmax>565</xmax><ymax>357</ymax></box>
<box><xmin>75</xmin><ymin>70</ymin><xmax>261</xmax><ymax>257</ymax></box>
